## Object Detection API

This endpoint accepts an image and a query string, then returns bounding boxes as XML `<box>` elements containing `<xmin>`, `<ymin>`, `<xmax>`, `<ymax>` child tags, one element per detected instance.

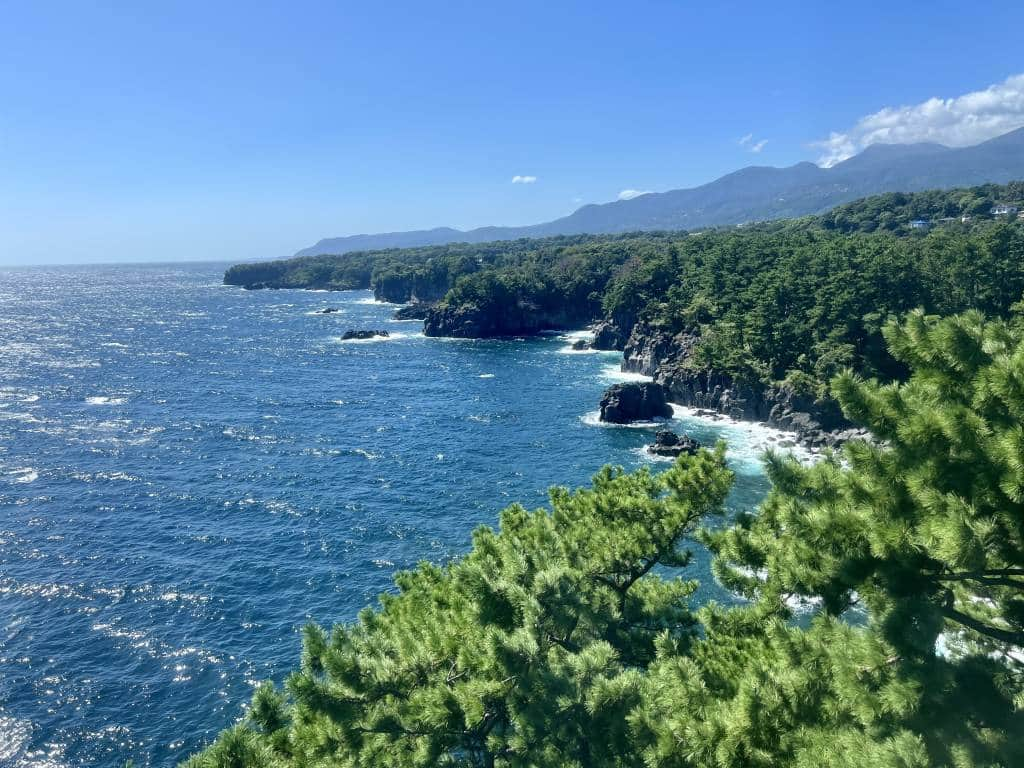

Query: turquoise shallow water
<box><xmin>0</xmin><ymin>263</ymin><xmax>783</xmax><ymax>766</ymax></box>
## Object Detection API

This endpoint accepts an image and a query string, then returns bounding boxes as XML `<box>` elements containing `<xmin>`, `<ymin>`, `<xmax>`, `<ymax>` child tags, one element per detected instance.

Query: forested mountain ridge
<box><xmin>293</xmin><ymin>127</ymin><xmax>1024</xmax><ymax>257</ymax></box>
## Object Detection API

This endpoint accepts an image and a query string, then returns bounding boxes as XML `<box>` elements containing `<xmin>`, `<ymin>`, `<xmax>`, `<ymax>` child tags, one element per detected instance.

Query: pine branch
<box><xmin>941</xmin><ymin>604</ymin><xmax>1024</xmax><ymax>646</ymax></box>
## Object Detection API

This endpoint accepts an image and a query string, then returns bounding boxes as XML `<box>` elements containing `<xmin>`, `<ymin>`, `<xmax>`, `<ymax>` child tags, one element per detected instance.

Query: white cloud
<box><xmin>739</xmin><ymin>134</ymin><xmax>768</xmax><ymax>153</ymax></box>
<box><xmin>814</xmin><ymin>73</ymin><xmax>1024</xmax><ymax>167</ymax></box>
<box><xmin>511</xmin><ymin>175</ymin><xmax>537</xmax><ymax>184</ymax></box>
<box><xmin>618</xmin><ymin>189</ymin><xmax>652</xmax><ymax>201</ymax></box>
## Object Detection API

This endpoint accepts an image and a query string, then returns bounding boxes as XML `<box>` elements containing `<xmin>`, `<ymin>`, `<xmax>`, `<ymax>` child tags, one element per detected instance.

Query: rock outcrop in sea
<box><xmin>598</xmin><ymin>382</ymin><xmax>673</xmax><ymax>424</ymax></box>
<box><xmin>647</xmin><ymin>429</ymin><xmax>700</xmax><ymax>457</ymax></box>
<box><xmin>341</xmin><ymin>329</ymin><xmax>390</xmax><ymax>340</ymax></box>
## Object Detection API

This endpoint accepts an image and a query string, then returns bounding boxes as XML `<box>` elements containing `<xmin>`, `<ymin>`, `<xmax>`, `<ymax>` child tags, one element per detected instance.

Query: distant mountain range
<box><xmin>295</xmin><ymin>127</ymin><xmax>1024</xmax><ymax>258</ymax></box>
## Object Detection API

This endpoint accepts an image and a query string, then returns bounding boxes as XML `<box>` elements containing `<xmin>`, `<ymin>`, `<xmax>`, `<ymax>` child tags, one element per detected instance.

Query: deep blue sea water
<box><xmin>0</xmin><ymin>262</ymin><xmax>793</xmax><ymax>767</ymax></box>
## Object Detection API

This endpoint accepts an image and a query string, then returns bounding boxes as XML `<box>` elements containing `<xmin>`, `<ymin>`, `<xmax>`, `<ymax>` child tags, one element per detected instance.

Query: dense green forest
<box><xmin>819</xmin><ymin>181</ymin><xmax>1024</xmax><ymax>233</ymax></box>
<box><xmin>185</xmin><ymin>311</ymin><xmax>1024</xmax><ymax>767</ymax></box>
<box><xmin>225</xmin><ymin>182</ymin><xmax>1024</xmax><ymax>400</ymax></box>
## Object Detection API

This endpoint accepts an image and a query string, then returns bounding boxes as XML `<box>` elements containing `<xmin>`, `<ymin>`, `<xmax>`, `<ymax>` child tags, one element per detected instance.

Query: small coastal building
<box><xmin>910</xmin><ymin>219</ymin><xmax>931</xmax><ymax>229</ymax></box>
<box><xmin>961</xmin><ymin>214</ymin><xmax>973</xmax><ymax>223</ymax></box>
<box><xmin>991</xmin><ymin>204</ymin><xmax>1019</xmax><ymax>216</ymax></box>
<box><xmin>1018</xmin><ymin>210</ymin><xmax>1024</xmax><ymax>221</ymax></box>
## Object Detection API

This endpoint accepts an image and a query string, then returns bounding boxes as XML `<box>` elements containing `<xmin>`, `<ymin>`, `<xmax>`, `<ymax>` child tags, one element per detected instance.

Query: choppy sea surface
<box><xmin>0</xmin><ymin>262</ymin><xmax>801</xmax><ymax>766</ymax></box>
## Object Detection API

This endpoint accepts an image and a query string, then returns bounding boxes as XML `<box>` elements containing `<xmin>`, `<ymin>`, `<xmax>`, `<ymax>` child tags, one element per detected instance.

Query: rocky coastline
<box><xmin>423</xmin><ymin>303</ymin><xmax>588</xmax><ymax>338</ymax></box>
<box><xmin>620</xmin><ymin>322</ymin><xmax>868</xmax><ymax>449</ymax></box>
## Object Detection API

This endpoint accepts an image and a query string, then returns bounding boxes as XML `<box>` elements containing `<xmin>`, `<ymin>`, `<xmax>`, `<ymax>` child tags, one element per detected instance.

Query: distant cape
<box><xmin>296</xmin><ymin>126</ymin><xmax>1024</xmax><ymax>258</ymax></box>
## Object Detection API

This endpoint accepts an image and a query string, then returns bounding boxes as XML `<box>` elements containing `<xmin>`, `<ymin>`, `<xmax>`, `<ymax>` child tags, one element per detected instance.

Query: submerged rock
<box><xmin>341</xmin><ymin>329</ymin><xmax>390</xmax><ymax>340</ymax></box>
<box><xmin>598</xmin><ymin>382</ymin><xmax>673</xmax><ymax>424</ymax></box>
<box><xmin>393</xmin><ymin>302</ymin><xmax>433</xmax><ymax>321</ymax></box>
<box><xmin>317</xmin><ymin>307</ymin><xmax>341</xmax><ymax>314</ymax></box>
<box><xmin>648</xmin><ymin>430</ymin><xmax>700</xmax><ymax>457</ymax></box>
<box><xmin>571</xmin><ymin>339</ymin><xmax>590</xmax><ymax>351</ymax></box>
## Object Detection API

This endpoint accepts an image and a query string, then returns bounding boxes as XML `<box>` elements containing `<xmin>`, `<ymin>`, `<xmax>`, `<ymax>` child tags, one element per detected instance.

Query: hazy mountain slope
<box><xmin>295</xmin><ymin>127</ymin><xmax>1024</xmax><ymax>257</ymax></box>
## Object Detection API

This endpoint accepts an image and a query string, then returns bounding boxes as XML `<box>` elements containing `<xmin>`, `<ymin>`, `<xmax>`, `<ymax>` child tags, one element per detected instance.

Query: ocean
<box><xmin>0</xmin><ymin>262</ymin><xmax>799</xmax><ymax>766</ymax></box>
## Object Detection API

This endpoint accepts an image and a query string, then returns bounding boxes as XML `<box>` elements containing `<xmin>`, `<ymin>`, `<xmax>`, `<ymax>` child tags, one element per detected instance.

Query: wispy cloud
<box><xmin>739</xmin><ymin>134</ymin><xmax>768</xmax><ymax>153</ymax></box>
<box><xmin>813</xmin><ymin>73</ymin><xmax>1024</xmax><ymax>167</ymax></box>
<box><xmin>617</xmin><ymin>189</ymin><xmax>652</xmax><ymax>201</ymax></box>
<box><xmin>511</xmin><ymin>175</ymin><xmax>537</xmax><ymax>184</ymax></box>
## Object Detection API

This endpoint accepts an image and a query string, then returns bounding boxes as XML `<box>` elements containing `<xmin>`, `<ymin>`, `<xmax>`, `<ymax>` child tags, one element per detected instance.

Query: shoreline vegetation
<box><xmin>185</xmin><ymin>311</ymin><xmax>1024</xmax><ymax>767</ymax></box>
<box><xmin>225</xmin><ymin>182</ymin><xmax>1024</xmax><ymax>448</ymax></box>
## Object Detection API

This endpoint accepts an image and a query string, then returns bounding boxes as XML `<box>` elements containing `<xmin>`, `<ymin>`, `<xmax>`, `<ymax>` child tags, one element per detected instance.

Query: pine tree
<box><xmin>705</xmin><ymin>310</ymin><xmax>1024</xmax><ymax>766</ymax></box>
<box><xmin>185</xmin><ymin>448</ymin><xmax>733</xmax><ymax>767</ymax></box>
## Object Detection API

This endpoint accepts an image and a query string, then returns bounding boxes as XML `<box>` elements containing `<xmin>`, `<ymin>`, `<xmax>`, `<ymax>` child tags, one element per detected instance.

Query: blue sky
<box><xmin>2</xmin><ymin>1</ymin><xmax>1023</xmax><ymax>265</ymax></box>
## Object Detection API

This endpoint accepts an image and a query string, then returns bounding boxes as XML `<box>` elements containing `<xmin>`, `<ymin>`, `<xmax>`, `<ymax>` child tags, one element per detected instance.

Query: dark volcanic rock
<box><xmin>423</xmin><ymin>302</ymin><xmax>583</xmax><ymax>338</ymax></box>
<box><xmin>317</xmin><ymin>307</ymin><xmax>341</xmax><ymax>314</ymax></box>
<box><xmin>598</xmin><ymin>382</ymin><xmax>673</xmax><ymax>424</ymax></box>
<box><xmin>648</xmin><ymin>430</ymin><xmax>700</xmax><ymax>457</ymax></box>
<box><xmin>571</xmin><ymin>339</ymin><xmax>590</xmax><ymax>351</ymax></box>
<box><xmin>374</xmin><ymin>272</ymin><xmax>458</xmax><ymax>304</ymax></box>
<box><xmin>393</xmin><ymin>302</ymin><xmax>433</xmax><ymax>320</ymax></box>
<box><xmin>341</xmin><ymin>329</ymin><xmax>390</xmax><ymax>341</ymax></box>
<box><xmin>619</xmin><ymin>322</ymin><xmax>867</xmax><ymax>448</ymax></box>
<box><xmin>591</xmin><ymin>320</ymin><xmax>626</xmax><ymax>350</ymax></box>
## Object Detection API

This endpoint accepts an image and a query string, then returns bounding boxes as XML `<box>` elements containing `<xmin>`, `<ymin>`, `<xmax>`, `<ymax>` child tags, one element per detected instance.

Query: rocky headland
<box><xmin>620</xmin><ymin>322</ymin><xmax>868</xmax><ymax>448</ymax></box>
<box><xmin>423</xmin><ymin>303</ymin><xmax>587</xmax><ymax>338</ymax></box>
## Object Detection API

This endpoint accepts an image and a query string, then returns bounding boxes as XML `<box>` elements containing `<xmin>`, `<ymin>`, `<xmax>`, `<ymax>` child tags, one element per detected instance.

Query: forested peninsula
<box><xmin>226</xmin><ymin>182</ymin><xmax>1024</xmax><ymax>446</ymax></box>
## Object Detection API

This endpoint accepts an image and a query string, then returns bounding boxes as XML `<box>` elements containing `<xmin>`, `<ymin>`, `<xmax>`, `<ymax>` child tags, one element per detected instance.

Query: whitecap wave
<box><xmin>332</xmin><ymin>331</ymin><xmax>418</xmax><ymax>344</ymax></box>
<box><xmin>631</xmin><ymin>446</ymin><xmax>674</xmax><ymax>463</ymax></box>
<box><xmin>580</xmin><ymin>410</ymin><xmax>668</xmax><ymax>429</ymax></box>
<box><xmin>6</xmin><ymin>468</ymin><xmax>38</xmax><ymax>484</ymax></box>
<box><xmin>668</xmin><ymin>404</ymin><xmax>814</xmax><ymax>466</ymax></box>
<box><xmin>479</xmin><ymin>373</ymin><xmax>495</xmax><ymax>378</ymax></box>
<box><xmin>85</xmin><ymin>396</ymin><xmax>127</xmax><ymax>405</ymax></box>
<box><xmin>598</xmin><ymin>364</ymin><xmax>652</xmax><ymax>383</ymax></box>
<box><xmin>560</xmin><ymin>329</ymin><xmax>595</xmax><ymax>341</ymax></box>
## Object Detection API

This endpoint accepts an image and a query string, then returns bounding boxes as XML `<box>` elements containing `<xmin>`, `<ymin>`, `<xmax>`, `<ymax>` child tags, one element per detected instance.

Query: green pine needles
<box><xmin>185</xmin><ymin>312</ymin><xmax>1024</xmax><ymax>768</ymax></box>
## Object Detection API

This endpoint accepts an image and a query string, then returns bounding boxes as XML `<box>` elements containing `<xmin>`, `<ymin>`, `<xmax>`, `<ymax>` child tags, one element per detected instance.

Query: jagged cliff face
<box><xmin>373</xmin><ymin>273</ymin><xmax>452</xmax><ymax>304</ymax></box>
<box><xmin>423</xmin><ymin>302</ymin><xmax>587</xmax><ymax>338</ymax></box>
<box><xmin>621</xmin><ymin>322</ymin><xmax>863</xmax><ymax>447</ymax></box>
